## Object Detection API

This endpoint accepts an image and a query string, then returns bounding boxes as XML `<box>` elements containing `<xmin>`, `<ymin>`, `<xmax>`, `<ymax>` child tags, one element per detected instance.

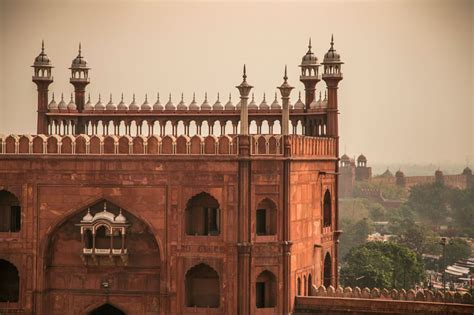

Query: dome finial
<box><xmin>217</xmin><ymin>92</ymin><xmax>220</xmax><ymax>101</ymax></box>
<box><xmin>192</xmin><ymin>92</ymin><xmax>195</xmax><ymax>101</ymax></box>
<box><xmin>109</xmin><ymin>93</ymin><xmax>112</xmax><ymax>102</ymax></box>
<box><xmin>132</xmin><ymin>93</ymin><xmax>135</xmax><ymax>102</ymax></box>
<box><xmin>274</xmin><ymin>91</ymin><xmax>277</xmax><ymax>100</ymax></box>
<box><xmin>308</xmin><ymin>37</ymin><xmax>312</xmax><ymax>52</ymax></box>
<box><xmin>263</xmin><ymin>93</ymin><xmax>266</xmax><ymax>101</ymax></box>
<box><xmin>229</xmin><ymin>93</ymin><xmax>232</xmax><ymax>101</ymax></box>
<box><xmin>181</xmin><ymin>92</ymin><xmax>184</xmax><ymax>101</ymax></box>
<box><xmin>205</xmin><ymin>92</ymin><xmax>208</xmax><ymax>101</ymax></box>
<box><xmin>98</xmin><ymin>93</ymin><xmax>101</xmax><ymax>102</ymax></box>
<box><xmin>121</xmin><ymin>93</ymin><xmax>124</xmax><ymax>101</ymax></box>
<box><xmin>78</xmin><ymin>42</ymin><xmax>82</xmax><ymax>57</ymax></box>
<box><xmin>331</xmin><ymin>34</ymin><xmax>334</xmax><ymax>48</ymax></box>
<box><xmin>168</xmin><ymin>93</ymin><xmax>171</xmax><ymax>101</ymax></box>
<box><xmin>157</xmin><ymin>92</ymin><xmax>160</xmax><ymax>101</ymax></box>
<box><xmin>243</xmin><ymin>64</ymin><xmax>247</xmax><ymax>81</ymax></box>
<box><xmin>145</xmin><ymin>93</ymin><xmax>148</xmax><ymax>102</ymax></box>
<box><xmin>52</xmin><ymin>92</ymin><xmax>55</xmax><ymax>101</ymax></box>
<box><xmin>61</xmin><ymin>93</ymin><xmax>64</xmax><ymax>101</ymax></box>
<box><xmin>283</xmin><ymin>65</ymin><xmax>288</xmax><ymax>83</ymax></box>
<box><xmin>298</xmin><ymin>91</ymin><xmax>301</xmax><ymax>100</ymax></box>
<box><xmin>41</xmin><ymin>40</ymin><xmax>45</xmax><ymax>53</ymax></box>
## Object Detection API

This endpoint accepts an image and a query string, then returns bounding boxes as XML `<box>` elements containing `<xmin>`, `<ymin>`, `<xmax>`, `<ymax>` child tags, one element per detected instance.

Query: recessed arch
<box><xmin>89</xmin><ymin>303</ymin><xmax>125</xmax><ymax>315</ymax></box>
<box><xmin>323</xmin><ymin>189</ymin><xmax>332</xmax><ymax>227</ymax></box>
<box><xmin>0</xmin><ymin>190</ymin><xmax>21</xmax><ymax>232</ymax></box>
<box><xmin>0</xmin><ymin>259</ymin><xmax>19</xmax><ymax>302</ymax></box>
<box><xmin>256</xmin><ymin>270</ymin><xmax>277</xmax><ymax>308</ymax></box>
<box><xmin>324</xmin><ymin>252</ymin><xmax>332</xmax><ymax>287</ymax></box>
<box><xmin>185</xmin><ymin>263</ymin><xmax>220</xmax><ymax>308</ymax></box>
<box><xmin>256</xmin><ymin>198</ymin><xmax>277</xmax><ymax>236</ymax></box>
<box><xmin>185</xmin><ymin>192</ymin><xmax>220</xmax><ymax>236</ymax></box>
<box><xmin>40</xmin><ymin>196</ymin><xmax>164</xmax><ymax>267</ymax></box>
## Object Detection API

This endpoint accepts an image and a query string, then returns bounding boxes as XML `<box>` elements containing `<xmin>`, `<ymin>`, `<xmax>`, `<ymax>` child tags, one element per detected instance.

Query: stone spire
<box><xmin>236</xmin><ymin>65</ymin><xmax>253</xmax><ymax>135</ymax></box>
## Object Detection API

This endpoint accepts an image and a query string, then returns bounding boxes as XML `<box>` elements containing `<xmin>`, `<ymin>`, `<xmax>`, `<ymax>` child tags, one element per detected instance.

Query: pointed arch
<box><xmin>185</xmin><ymin>263</ymin><xmax>220</xmax><ymax>308</ymax></box>
<box><xmin>0</xmin><ymin>259</ymin><xmax>19</xmax><ymax>302</ymax></box>
<box><xmin>256</xmin><ymin>198</ymin><xmax>277</xmax><ymax>236</ymax></box>
<box><xmin>185</xmin><ymin>192</ymin><xmax>220</xmax><ymax>236</ymax></box>
<box><xmin>323</xmin><ymin>189</ymin><xmax>332</xmax><ymax>227</ymax></box>
<box><xmin>0</xmin><ymin>190</ymin><xmax>21</xmax><ymax>232</ymax></box>
<box><xmin>256</xmin><ymin>270</ymin><xmax>277</xmax><ymax>308</ymax></box>
<box><xmin>40</xmin><ymin>196</ymin><xmax>164</xmax><ymax>267</ymax></box>
<box><xmin>89</xmin><ymin>303</ymin><xmax>125</xmax><ymax>315</ymax></box>
<box><xmin>324</xmin><ymin>252</ymin><xmax>332</xmax><ymax>287</ymax></box>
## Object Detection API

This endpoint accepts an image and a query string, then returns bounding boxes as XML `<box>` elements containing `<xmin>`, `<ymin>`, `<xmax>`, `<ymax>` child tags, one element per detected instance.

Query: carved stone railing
<box><xmin>288</xmin><ymin>135</ymin><xmax>337</xmax><ymax>157</ymax></box>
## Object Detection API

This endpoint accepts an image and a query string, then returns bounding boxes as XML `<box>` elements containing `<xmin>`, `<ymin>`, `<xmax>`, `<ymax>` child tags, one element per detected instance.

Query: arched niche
<box><xmin>0</xmin><ymin>190</ymin><xmax>21</xmax><ymax>232</ymax></box>
<box><xmin>256</xmin><ymin>270</ymin><xmax>276</xmax><ymax>308</ymax></box>
<box><xmin>185</xmin><ymin>192</ymin><xmax>220</xmax><ymax>236</ymax></box>
<box><xmin>185</xmin><ymin>263</ymin><xmax>220</xmax><ymax>308</ymax></box>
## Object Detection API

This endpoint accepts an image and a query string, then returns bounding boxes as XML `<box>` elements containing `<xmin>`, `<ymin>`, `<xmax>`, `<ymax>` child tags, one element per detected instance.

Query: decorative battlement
<box><xmin>0</xmin><ymin>134</ymin><xmax>337</xmax><ymax>157</ymax></box>
<box><xmin>309</xmin><ymin>285</ymin><xmax>473</xmax><ymax>304</ymax></box>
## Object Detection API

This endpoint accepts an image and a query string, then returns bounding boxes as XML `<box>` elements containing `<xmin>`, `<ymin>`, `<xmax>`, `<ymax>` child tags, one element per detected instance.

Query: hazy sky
<box><xmin>0</xmin><ymin>0</ymin><xmax>472</xmax><ymax>165</ymax></box>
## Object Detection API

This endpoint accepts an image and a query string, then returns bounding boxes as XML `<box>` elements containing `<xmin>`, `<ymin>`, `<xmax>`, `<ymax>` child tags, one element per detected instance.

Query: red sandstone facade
<box><xmin>0</xmin><ymin>38</ymin><xmax>343</xmax><ymax>315</ymax></box>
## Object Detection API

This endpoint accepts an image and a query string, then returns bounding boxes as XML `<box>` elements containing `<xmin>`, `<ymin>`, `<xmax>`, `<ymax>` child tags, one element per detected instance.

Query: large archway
<box><xmin>90</xmin><ymin>304</ymin><xmax>125</xmax><ymax>315</ymax></box>
<box><xmin>43</xmin><ymin>199</ymin><xmax>161</xmax><ymax>313</ymax></box>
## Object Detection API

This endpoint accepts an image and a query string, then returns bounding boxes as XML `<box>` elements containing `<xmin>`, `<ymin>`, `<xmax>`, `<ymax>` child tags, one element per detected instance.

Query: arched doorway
<box><xmin>255</xmin><ymin>198</ymin><xmax>277</xmax><ymax>236</ymax></box>
<box><xmin>90</xmin><ymin>304</ymin><xmax>125</xmax><ymax>315</ymax></box>
<box><xmin>324</xmin><ymin>252</ymin><xmax>332</xmax><ymax>287</ymax></box>
<box><xmin>0</xmin><ymin>190</ymin><xmax>21</xmax><ymax>232</ymax></box>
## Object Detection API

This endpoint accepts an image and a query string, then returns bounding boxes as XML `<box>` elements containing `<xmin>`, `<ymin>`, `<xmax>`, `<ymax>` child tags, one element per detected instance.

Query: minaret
<box><xmin>236</xmin><ymin>65</ymin><xmax>253</xmax><ymax>135</ymax></box>
<box><xmin>69</xmin><ymin>43</ymin><xmax>90</xmax><ymax>134</ymax></box>
<box><xmin>278</xmin><ymin>65</ymin><xmax>294</xmax><ymax>135</ymax></box>
<box><xmin>299</xmin><ymin>38</ymin><xmax>320</xmax><ymax>111</ymax></box>
<box><xmin>32</xmin><ymin>40</ymin><xmax>53</xmax><ymax>134</ymax></box>
<box><xmin>321</xmin><ymin>35</ymin><xmax>343</xmax><ymax>137</ymax></box>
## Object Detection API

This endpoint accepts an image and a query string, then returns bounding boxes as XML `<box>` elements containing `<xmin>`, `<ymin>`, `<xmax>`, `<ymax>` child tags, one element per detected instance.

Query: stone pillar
<box><xmin>236</xmin><ymin>65</ymin><xmax>253</xmax><ymax>135</ymax></box>
<box><xmin>278</xmin><ymin>66</ymin><xmax>294</xmax><ymax>136</ymax></box>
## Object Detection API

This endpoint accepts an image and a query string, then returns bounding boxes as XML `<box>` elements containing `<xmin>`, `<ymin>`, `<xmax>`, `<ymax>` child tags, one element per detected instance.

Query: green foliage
<box><xmin>340</xmin><ymin>242</ymin><xmax>425</xmax><ymax>290</ymax></box>
<box><xmin>407</xmin><ymin>182</ymin><xmax>450</xmax><ymax>225</ymax></box>
<box><xmin>339</xmin><ymin>198</ymin><xmax>387</xmax><ymax>222</ymax></box>
<box><xmin>339</xmin><ymin>218</ymin><xmax>373</xmax><ymax>260</ymax></box>
<box><xmin>448</xmin><ymin>187</ymin><xmax>474</xmax><ymax>236</ymax></box>
<box><xmin>389</xmin><ymin>217</ymin><xmax>441</xmax><ymax>256</ymax></box>
<box><xmin>442</xmin><ymin>238</ymin><xmax>472</xmax><ymax>267</ymax></box>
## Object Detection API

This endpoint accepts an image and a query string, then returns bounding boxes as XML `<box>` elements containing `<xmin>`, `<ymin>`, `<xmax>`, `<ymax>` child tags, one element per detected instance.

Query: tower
<box><xmin>299</xmin><ymin>38</ymin><xmax>320</xmax><ymax>111</ymax></box>
<box><xmin>69</xmin><ymin>43</ymin><xmax>90</xmax><ymax>134</ymax></box>
<box><xmin>321</xmin><ymin>35</ymin><xmax>343</xmax><ymax>137</ymax></box>
<box><xmin>32</xmin><ymin>41</ymin><xmax>53</xmax><ymax>134</ymax></box>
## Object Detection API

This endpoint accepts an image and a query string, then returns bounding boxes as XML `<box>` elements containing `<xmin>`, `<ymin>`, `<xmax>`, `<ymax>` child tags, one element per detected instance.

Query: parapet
<box><xmin>310</xmin><ymin>285</ymin><xmax>473</xmax><ymax>304</ymax></box>
<box><xmin>0</xmin><ymin>134</ymin><xmax>337</xmax><ymax>158</ymax></box>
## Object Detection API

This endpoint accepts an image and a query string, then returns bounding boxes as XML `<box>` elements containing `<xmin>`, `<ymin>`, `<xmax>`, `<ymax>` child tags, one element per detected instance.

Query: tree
<box><xmin>389</xmin><ymin>218</ymin><xmax>441</xmax><ymax>256</ymax></box>
<box><xmin>408</xmin><ymin>182</ymin><xmax>450</xmax><ymax>225</ymax></box>
<box><xmin>340</xmin><ymin>242</ymin><xmax>425</xmax><ymax>290</ymax></box>
<box><xmin>339</xmin><ymin>218</ymin><xmax>373</xmax><ymax>260</ymax></box>
<box><xmin>443</xmin><ymin>238</ymin><xmax>471</xmax><ymax>267</ymax></box>
<box><xmin>448</xmin><ymin>187</ymin><xmax>474</xmax><ymax>236</ymax></box>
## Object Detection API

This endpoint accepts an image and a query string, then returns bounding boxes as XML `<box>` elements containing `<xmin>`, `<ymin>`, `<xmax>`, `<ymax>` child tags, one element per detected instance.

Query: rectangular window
<box><xmin>256</xmin><ymin>209</ymin><xmax>266</xmax><ymax>235</ymax></box>
<box><xmin>256</xmin><ymin>282</ymin><xmax>265</xmax><ymax>308</ymax></box>
<box><xmin>10</xmin><ymin>206</ymin><xmax>21</xmax><ymax>232</ymax></box>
